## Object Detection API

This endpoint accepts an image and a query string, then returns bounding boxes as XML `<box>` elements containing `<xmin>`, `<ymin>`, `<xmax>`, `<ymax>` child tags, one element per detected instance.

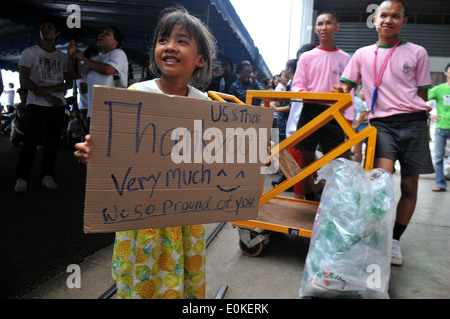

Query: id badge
<box><xmin>443</xmin><ymin>95</ymin><xmax>450</xmax><ymax>106</ymax></box>
<box><xmin>371</xmin><ymin>87</ymin><xmax>378</xmax><ymax>112</ymax></box>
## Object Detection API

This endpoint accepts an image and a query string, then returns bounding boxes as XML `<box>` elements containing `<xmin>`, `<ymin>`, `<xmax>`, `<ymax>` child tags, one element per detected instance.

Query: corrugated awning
<box><xmin>0</xmin><ymin>0</ymin><xmax>271</xmax><ymax>78</ymax></box>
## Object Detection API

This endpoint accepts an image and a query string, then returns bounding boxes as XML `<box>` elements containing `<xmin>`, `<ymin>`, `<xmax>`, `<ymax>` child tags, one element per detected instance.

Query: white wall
<box><xmin>430</xmin><ymin>57</ymin><xmax>450</xmax><ymax>73</ymax></box>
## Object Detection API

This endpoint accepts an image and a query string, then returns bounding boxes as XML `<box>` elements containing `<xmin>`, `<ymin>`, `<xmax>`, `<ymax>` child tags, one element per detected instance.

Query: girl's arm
<box><xmin>74</xmin><ymin>134</ymin><xmax>92</xmax><ymax>165</ymax></box>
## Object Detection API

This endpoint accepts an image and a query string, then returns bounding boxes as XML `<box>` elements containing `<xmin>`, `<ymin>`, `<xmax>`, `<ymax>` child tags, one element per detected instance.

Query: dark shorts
<box><xmin>370</xmin><ymin>111</ymin><xmax>434</xmax><ymax>175</ymax></box>
<box><xmin>294</xmin><ymin>103</ymin><xmax>345</xmax><ymax>154</ymax></box>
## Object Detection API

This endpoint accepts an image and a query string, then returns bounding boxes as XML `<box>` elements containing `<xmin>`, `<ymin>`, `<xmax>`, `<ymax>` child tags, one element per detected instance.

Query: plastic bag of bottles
<box><xmin>299</xmin><ymin>158</ymin><xmax>395</xmax><ymax>299</ymax></box>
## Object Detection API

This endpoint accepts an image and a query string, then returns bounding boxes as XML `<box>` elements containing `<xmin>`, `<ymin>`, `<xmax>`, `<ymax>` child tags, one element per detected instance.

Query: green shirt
<box><xmin>428</xmin><ymin>82</ymin><xmax>450</xmax><ymax>129</ymax></box>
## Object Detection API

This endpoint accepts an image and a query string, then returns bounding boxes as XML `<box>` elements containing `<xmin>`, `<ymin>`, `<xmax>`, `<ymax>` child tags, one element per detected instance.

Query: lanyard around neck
<box><xmin>371</xmin><ymin>40</ymin><xmax>401</xmax><ymax>111</ymax></box>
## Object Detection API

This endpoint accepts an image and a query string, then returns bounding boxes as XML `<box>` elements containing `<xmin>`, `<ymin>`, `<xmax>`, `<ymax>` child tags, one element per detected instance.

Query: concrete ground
<box><xmin>22</xmin><ymin>171</ymin><xmax>450</xmax><ymax>299</ymax></box>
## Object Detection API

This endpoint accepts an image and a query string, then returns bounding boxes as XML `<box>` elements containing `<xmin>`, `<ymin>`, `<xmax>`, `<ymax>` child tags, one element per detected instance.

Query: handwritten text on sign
<box><xmin>83</xmin><ymin>87</ymin><xmax>274</xmax><ymax>233</ymax></box>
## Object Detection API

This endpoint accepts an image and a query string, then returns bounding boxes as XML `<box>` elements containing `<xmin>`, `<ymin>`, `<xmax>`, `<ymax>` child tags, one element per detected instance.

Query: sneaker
<box><xmin>15</xmin><ymin>178</ymin><xmax>27</xmax><ymax>192</ymax></box>
<box><xmin>42</xmin><ymin>175</ymin><xmax>58</xmax><ymax>190</ymax></box>
<box><xmin>391</xmin><ymin>239</ymin><xmax>403</xmax><ymax>266</ymax></box>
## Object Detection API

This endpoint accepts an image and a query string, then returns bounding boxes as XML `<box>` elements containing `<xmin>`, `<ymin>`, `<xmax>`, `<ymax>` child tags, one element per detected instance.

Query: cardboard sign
<box><xmin>83</xmin><ymin>86</ymin><xmax>274</xmax><ymax>233</ymax></box>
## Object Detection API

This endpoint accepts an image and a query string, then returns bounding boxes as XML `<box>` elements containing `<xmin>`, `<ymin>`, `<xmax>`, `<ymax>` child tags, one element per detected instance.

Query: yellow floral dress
<box><xmin>111</xmin><ymin>80</ymin><xmax>208</xmax><ymax>299</ymax></box>
<box><xmin>112</xmin><ymin>225</ymin><xmax>205</xmax><ymax>299</ymax></box>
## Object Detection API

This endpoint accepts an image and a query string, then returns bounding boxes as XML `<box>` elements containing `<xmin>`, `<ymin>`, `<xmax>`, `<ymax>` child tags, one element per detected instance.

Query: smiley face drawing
<box><xmin>216</xmin><ymin>169</ymin><xmax>245</xmax><ymax>192</ymax></box>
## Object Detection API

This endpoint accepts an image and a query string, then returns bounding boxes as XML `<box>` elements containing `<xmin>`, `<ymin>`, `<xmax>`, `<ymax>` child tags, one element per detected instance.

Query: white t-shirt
<box><xmin>81</xmin><ymin>48</ymin><xmax>128</xmax><ymax>117</ymax></box>
<box><xmin>18</xmin><ymin>45</ymin><xmax>68</xmax><ymax>107</ymax></box>
<box><xmin>76</xmin><ymin>79</ymin><xmax>88</xmax><ymax>110</ymax></box>
<box><xmin>129</xmin><ymin>79</ymin><xmax>207</xmax><ymax>100</ymax></box>
<box><xmin>286</xmin><ymin>101</ymin><xmax>303</xmax><ymax>138</ymax></box>
<box><xmin>4</xmin><ymin>89</ymin><xmax>14</xmax><ymax>106</ymax></box>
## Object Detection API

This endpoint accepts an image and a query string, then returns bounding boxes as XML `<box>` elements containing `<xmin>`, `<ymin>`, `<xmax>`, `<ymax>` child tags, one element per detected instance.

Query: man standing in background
<box><xmin>15</xmin><ymin>16</ymin><xmax>72</xmax><ymax>192</ymax></box>
<box><xmin>291</xmin><ymin>11</ymin><xmax>352</xmax><ymax>202</ymax></box>
<box><xmin>429</xmin><ymin>63</ymin><xmax>450</xmax><ymax>193</ymax></box>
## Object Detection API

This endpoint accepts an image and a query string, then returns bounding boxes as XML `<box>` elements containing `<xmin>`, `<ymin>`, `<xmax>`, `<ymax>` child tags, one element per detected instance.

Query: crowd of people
<box><xmin>1</xmin><ymin>0</ymin><xmax>449</xmax><ymax>299</ymax></box>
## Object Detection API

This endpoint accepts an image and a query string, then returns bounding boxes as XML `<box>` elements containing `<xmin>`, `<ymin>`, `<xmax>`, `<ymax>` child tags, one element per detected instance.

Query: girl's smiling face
<box><xmin>155</xmin><ymin>24</ymin><xmax>205</xmax><ymax>82</ymax></box>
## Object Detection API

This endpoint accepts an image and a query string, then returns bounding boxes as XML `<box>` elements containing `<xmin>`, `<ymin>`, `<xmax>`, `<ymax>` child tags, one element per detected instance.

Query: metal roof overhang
<box><xmin>0</xmin><ymin>0</ymin><xmax>272</xmax><ymax>78</ymax></box>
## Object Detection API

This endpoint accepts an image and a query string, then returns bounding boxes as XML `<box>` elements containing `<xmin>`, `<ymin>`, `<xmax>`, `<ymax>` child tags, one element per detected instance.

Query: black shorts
<box><xmin>294</xmin><ymin>103</ymin><xmax>345</xmax><ymax>153</ymax></box>
<box><xmin>370</xmin><ymin>112</ymin><xmax>434</xmax><ymax>175</ymax></box>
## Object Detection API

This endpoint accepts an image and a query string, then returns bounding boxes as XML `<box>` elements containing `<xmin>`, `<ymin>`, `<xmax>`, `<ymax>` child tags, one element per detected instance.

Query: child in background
<box><xmin>10</xmin><ymin>106</ymin><xmax>25</xmax><ymax>146</ymax></box>
<box><xmin>67</xmin><ymin>109</ymin><xmax>84</xmax><ymax>148</ymax></box>
<box><xmin>10</xmin><ymin>88</ymin><xmax>27</xmax><ymax>145</ymax></box>
<box><xmin>74</xmin><ymin>7</ymin><xmax>216</xmax><ymax>299</ymax></box>
<box><xmin>271</xmin><ymin>70</ymin><xmax>290</xmax><ymax>141</ymax></box>
<box><xmin>270</xmin><ymin>69</ymin><xmax>292</xmax><ymax>188</ymax></box>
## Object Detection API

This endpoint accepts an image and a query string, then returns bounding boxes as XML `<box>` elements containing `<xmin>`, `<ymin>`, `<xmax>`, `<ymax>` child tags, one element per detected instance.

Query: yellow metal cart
<box><xmin>208</xmin><ymin>90</ymin><xmax>377</xmax><ymax>256</ymax></box>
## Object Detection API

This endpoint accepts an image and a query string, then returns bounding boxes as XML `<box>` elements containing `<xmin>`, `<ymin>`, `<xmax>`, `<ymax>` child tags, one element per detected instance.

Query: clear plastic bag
<box><xmin>300</xmin><ymin>158</ymin><xmax>395</xmax><ymax>299</ymax></box>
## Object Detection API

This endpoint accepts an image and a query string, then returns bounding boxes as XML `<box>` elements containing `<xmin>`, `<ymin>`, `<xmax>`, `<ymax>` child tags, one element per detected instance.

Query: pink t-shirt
<box><xmin>292</xmin><ymin>46</ymin><xmax>353</xmax><ymax>120</ymax></box>
<box><xmin>340</xmin><ymin>41</ymin><xmax>432</xmax><ymax>120</ymax></box>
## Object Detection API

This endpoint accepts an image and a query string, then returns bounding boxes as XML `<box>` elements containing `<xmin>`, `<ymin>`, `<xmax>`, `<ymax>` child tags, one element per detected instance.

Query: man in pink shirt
<box><xmin>335</xmin><ymin>0</ymin><xmax>434</xmax><ymax>266</ymax></box>
<box><xmin>291</xmin><ymin>11</ymin><xmax>352</xmax><ymax>201</ymax></box>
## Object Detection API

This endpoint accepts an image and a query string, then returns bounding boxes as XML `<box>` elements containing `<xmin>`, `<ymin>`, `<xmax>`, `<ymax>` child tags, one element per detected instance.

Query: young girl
<box><xmin>74</xmin><ymin>7</ymin><xmax>216</xmax><ymax>299</ymax></box>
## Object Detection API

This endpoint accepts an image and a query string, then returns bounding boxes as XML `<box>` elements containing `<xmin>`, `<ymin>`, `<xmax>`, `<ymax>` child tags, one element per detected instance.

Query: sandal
<box><xmin>432</xmin><ymin>186</ymin><xmax>446</xmax><ymax>192</ymax></box>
